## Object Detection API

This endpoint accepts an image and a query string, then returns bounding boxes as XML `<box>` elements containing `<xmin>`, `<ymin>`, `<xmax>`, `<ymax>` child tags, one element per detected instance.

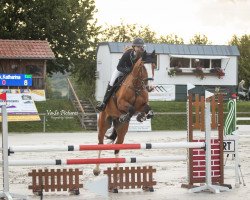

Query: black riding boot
<box><xmin>96</xmin><ymin>85</ymin><xmax>113</xmax><ymax>112</ymax></box>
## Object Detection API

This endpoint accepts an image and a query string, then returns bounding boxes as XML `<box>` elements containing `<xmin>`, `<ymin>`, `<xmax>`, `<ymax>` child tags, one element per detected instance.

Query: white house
<box><xmin>95</xmin><ymin>42</ymin><xmax>240</xmax><ymax>101</ymax></box>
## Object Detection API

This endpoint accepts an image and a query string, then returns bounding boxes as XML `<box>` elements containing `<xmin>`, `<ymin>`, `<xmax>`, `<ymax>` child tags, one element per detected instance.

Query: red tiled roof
<box><xmin>0</xmin><ymin>40</ymin><xmax>55</xmax><ymax>59</ymax></box>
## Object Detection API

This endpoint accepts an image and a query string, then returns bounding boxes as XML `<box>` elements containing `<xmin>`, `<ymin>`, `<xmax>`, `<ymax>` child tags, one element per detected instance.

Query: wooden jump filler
<box><xmin>104</xmin><ymin>166</ymin><xmax>156</xmax><ymax>193</ymax></box>
<box><xmin>28</xmin><ymin>168</ymin><xmax>83</xmax><ymax>196</ymax></box>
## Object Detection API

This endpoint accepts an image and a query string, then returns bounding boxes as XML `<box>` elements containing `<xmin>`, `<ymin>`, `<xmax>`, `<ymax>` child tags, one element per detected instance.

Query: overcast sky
<box><xmin>95</xmin><ymin>0</ymin><xmax>250</xmax><ymax>44</ymax></box>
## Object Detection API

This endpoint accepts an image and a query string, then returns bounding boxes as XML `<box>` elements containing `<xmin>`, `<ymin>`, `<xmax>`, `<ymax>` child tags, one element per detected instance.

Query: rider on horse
<box><xmin>96</xmin><ymin>38</ymin><xmax>146</xmax><ymax>112</ymax></box>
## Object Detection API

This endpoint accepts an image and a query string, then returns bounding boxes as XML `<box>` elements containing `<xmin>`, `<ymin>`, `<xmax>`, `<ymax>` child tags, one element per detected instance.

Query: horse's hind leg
<box><xmin>93</xmin><ymin>113</ymin><xmax>112</xmax><ymax>176</ymax></box>
<box><xmin>113</xmin><ymin>122</ymin><xmax>129</xmax><ymax>168</ymax></box>
<box><xmin>105</xmin><ymin>128</ymin><xmax>117</xmax><ymax>144</ymax></box>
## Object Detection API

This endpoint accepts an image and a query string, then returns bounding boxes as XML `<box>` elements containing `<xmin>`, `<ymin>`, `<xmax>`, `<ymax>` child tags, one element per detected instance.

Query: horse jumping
<box><xmin>93</xmin><ymin>50</ymin><xmax>156</xmax><ymax>175</ymax></box>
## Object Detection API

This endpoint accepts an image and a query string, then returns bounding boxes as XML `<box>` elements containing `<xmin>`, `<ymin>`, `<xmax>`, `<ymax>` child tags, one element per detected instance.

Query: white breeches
<box><xmin>109</xmin><ymin>69</ymin><xmax>124</xmax><ymax>86</ymax></box>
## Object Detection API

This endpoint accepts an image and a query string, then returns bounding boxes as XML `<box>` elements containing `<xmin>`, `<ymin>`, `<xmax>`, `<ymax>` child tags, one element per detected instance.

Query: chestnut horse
<box><xmin>93</xmin><ymin>50</ymin><xmax>156</xmax><ymax>175</ymax></box>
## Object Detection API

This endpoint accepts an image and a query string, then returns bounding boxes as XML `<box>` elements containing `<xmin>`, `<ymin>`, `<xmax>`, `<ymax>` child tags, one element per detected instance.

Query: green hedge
<box><xmin>2</xmin><ymin>100</ymin><xmax>250</xmax><ymax>132</ymax></box>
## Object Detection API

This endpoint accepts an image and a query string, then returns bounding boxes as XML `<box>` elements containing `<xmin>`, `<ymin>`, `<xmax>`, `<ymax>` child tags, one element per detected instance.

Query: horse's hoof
<box><xmin>136</xmin><ymin>113</ymin><xmax>146</xmax><ymax>122</ymax></box>
<box><xmin>136</xmin><ymin>115</ymin><xmax>143</xmax><ymax>122</ymax></box>
<box><xmin>147</xmin><ymin>110</ymin><xmax>154</xmax><ymax>119</ymax></box>
<box><xmin>106</xmin><ymin>139</ymin><xmax>115</xmax><ymax>144</ymax></box>
<box><xmin>119</xmin><ymin>115</ymin><xmax>130</xmax><ymax>123</ymax></box>
<box><xmin>93</xmin><ymin>169</ymin><xmax>101</xmax><ymax>176</ymax></box>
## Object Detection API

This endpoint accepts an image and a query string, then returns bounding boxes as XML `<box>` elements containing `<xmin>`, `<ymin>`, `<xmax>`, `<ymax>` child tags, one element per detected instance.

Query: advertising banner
<box><xmin>0</xmin><ymin>91</ymin><xmax>40</xmax><ymax>122</ymax></box>
<box><xmin>149</xmin><ymin>85</ymin><xmax>175</xmax><ymax>101</ymax></box>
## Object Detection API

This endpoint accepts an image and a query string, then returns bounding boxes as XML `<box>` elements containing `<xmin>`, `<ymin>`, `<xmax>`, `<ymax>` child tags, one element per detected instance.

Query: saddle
<box><xmin>113</xmin><ymin>74</ymin><xmax>128</xmax><ymax>94</ymax></box>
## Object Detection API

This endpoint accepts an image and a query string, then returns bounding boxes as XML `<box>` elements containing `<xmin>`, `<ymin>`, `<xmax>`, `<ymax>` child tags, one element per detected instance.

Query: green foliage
<box><xmin>100</xmin><ymin>22</ymin><xmax>157</xmax><ymax>43</ymax></box>
<box><xmin>189</xmin><ymin>34</ymin><xmax>211</xmax><ymax>44</ymax></box>
<box><xmin>158</xmin><ymin>34</ymin><xmax>184</xmax><ymax>44</ymax></box>
<box><xmin>0</xmin><ymin>0</ymin><xmax>100</xmax><ymax>81</ymax></box>
<box><xmin>48</xmin><ymin>73</ymin><xmax>69</xmax><ymax>98</ymax></box>
<box><xmin>100</xmin><ymin>22</ymin><xmax>184</xmax><ymax>44</ymax></box>
<box><xmin>229</xmin><ymin>34</ymin><xmax>250</xmax><ymax>87</ymax></box>
<box><xmin>69</xmin><ymin>76</ymin><xmax>96</xmax><ymax>100</ymax></box>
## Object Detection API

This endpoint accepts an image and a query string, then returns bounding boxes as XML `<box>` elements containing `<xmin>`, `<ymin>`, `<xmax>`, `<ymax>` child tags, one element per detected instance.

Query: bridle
<box><xmin>126</xmin><ymin>59</ymin><xmax>148</xmax><ymax>96</ymax></box>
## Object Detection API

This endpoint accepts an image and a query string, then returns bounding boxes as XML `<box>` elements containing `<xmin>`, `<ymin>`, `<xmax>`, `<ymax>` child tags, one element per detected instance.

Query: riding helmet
<box><xmin>132</xmin><ymin>38</ymin><xmax>145</xmax><ymax>47</ymax></box>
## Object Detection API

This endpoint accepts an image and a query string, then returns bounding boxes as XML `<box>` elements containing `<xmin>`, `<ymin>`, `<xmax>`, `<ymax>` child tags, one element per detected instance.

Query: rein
<box><xmin>123</xmin><ymin>61</ymin><xmax>147</xmax><ymax>96</ymax></box>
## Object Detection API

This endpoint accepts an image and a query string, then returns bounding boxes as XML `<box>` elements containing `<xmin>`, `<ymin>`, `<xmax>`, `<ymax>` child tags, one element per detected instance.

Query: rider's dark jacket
<box><xmin>117</xmin><ymin>49</ymin><xmax>137</xmax><ymax>74</ymax></box>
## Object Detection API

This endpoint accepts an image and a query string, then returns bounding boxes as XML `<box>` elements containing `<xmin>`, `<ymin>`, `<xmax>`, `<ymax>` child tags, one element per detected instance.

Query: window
<box><xmin>211</xmin><ymin>59</ymin><xmax>221</xmax><ymax>68</ymax></box>
<box><xmin>155</xmin><ymin>54</ymin><xmax>159</xmax><ymax>70</ymax></box>
<box><xmin>170</xmin><ymin>58</ymin><xmax>190</xmax><ymax>68</ymax></box>
<box><xmin>169</xmin><ymin>56</ymin><xmax>223</xmax><ymax>70</ymax></box>
<box><xmin>25</xmin><ymin>65</ymin><xmax>43</xmax><ymax>76</ymax></box>
<box><xmin>191</xmin><ymin>59</ymin><xmax>210</xmax><ymax>68</ymax></box>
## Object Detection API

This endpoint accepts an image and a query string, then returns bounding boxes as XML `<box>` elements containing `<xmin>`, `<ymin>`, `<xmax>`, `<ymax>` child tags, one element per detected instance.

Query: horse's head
<box><xmin>131</xmin><ymin>50</ymin><xmax>157</xmax><ymax>92</ymax></box>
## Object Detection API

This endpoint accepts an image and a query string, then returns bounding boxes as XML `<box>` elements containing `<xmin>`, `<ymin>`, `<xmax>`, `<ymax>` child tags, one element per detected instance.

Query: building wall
<box><xmin>154</xmin><ymin>55</ymin><xmax>237</xmax><ymax>86</ymax></box>
<box><xmin>96</xmin><ymin>45</ymin><xmax>238</xmax><ymax>101</ymax></box>
<box><xmin>0</xmin><ymin>59</ymin><xmax>46</xmax><ymax>89</ymax></box>
<box><xmin>96</xmin><ymin>45</ymin><xmax>112</xmax><ymax>100</ymax></box>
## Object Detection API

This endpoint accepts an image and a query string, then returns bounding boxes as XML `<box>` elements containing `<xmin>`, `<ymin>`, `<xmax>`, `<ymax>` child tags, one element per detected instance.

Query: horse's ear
<box><xmin>142</xmin><ymin>50</ymin><xmax>147</xmax><ymax>60</ymax></box>
<box><xmin>151</xmin><ymin>50</ymin><xmax>156</xmax><ymax>57</ymax></box>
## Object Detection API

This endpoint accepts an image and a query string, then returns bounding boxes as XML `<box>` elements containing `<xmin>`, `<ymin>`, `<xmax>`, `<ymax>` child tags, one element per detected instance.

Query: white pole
<box><xmin>234</xmin><ymin>98</ymin><xmax>240</xmax><ymax>187</ymax></box>
<box><xmin>148</xmin><ymin>142</ymin><xmax>205</xmax><ymax>149</ymax></box>
<box><xmin>10</xmin><ymin>145</ymin><xmax>75</xmax><ymax>152</ymax></box>
<box><xmin>132</xmin><ymin>156</ymin><xmax>187</xmax><ymax>163</ymax></box>
<box><xmin>205</xmin><ymin>101</ymin><xmax>212</xmax><ymax>185</ymax></box>
<box><xmin>0</xmin><ymin>105</ymin><xmax>13</xmax><ymax>199</ymax></box>
<box><xmin>9</xmin><ymin>159</ymin><xmax>58</xmax><ymax>166</ymax></box>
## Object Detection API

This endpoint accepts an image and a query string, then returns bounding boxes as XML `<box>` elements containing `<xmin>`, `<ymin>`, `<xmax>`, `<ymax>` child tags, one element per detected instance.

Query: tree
<box><xmin>189</xmin><ymin>34</ymin><xmax>211</xmax><ymax>45</ymax></box>
<box><xmin>229</xmin><ymin>34</ymin><xmax>250</xmax><ymax>86</ymax></box>
<box><xmin>0</xmin><ymin>0</ymin><xmax>99</xmax><ymax>81</ymax></box>
<box><xmin>100</xmin><ymin>22</ymin><xmax>184</xmax><ymax>44</ymax></box>
<box><xmin>100</xmin><ymin>22</ymin><xmax>158</xmax><ymax>43</ymax></box>
<box><xmin>158</xmin><ymin>34</ymin><xmax>184</xmax><ymax>44</ymax></box>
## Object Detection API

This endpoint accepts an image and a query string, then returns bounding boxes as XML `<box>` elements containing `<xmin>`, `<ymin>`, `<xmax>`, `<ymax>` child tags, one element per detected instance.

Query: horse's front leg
<box><xmin>145</xmin><ymin>104</ymin><xmax>154</xmax><ymax>119</ymax></box>
<box><xmin>136</xmin><ymin>104</ymin><xmax>154</xmax><ymax>122</ymax></box>
<box><xmin>118</xmin><ymin>104</ymin><xmax>135</xmax><ymax>123</ymax></box>
<box><xmin>93</xmin><ymin>113</ymin><xmax>112</xmax><ymax>176</ymax></box>
<box><xmin>136</xmin><ymin>112</ymin><xmax>147</xmax><ymax>122</ymax></box>
<box><xmin>113</xmin><ymin>122</ymin><xmax>129</xmax><ymax>169</ymax></box>
<box><xmin>93</xmin><ymin>150</ymin><xmax>102</xmax><ymax>176</ymax></box>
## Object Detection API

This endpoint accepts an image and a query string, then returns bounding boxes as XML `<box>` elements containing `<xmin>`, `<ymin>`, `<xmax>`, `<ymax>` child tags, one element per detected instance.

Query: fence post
<box><xmin>0</xmin><ymin>105</ymin><xmax>11</xmax><ymax>199</ymax></box>
<box><xmin>43</xmin><ymin>115</ymin><xmax>46</xmax><ymax>133</ymax></box>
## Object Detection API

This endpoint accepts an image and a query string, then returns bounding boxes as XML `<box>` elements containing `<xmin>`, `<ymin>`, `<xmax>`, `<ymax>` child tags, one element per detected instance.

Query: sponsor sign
<box><xmin>0</xmin><ymin>93</ymin><xmax>40</xmax><ymax>122</ymax></box>
<box><xmin>149</xmin><ymin>85</ymin><xmax>175</xmax><ymax>101</ymax></box>
<box><xmin>223</xmin><ymin>140</ymin><xmax>235</xmax><ymax>153</ymax></box>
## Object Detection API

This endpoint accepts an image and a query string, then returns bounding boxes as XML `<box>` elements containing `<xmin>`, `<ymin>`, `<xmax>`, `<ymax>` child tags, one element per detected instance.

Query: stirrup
<box><xmin>96</xmin><ymin>103</ymin><xmax>106</xmax><ymax>112</ymax></box>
